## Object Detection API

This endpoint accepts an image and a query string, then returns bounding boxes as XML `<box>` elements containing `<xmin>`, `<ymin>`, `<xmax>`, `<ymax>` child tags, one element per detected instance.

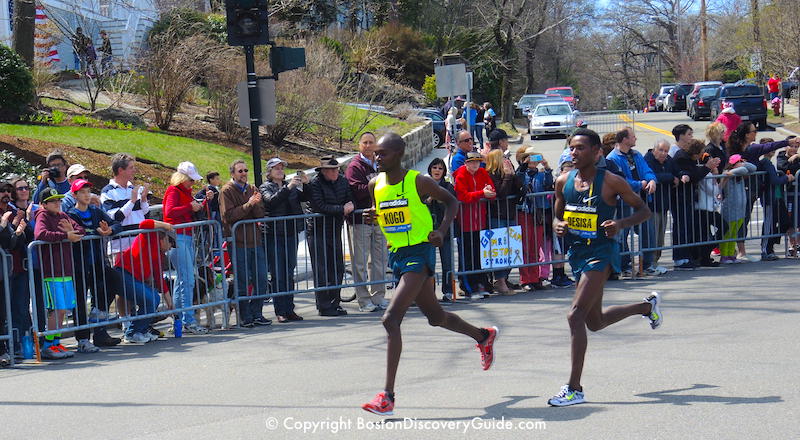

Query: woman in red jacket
<box><xmin>453</xmin><ymin>152</ymin><xmax>496</xmax><ymax>299</ymax></box>
<box><xmin>163</xmin><ymin>162</ymin><xmax>207</xmax><ymax>334</ymax></box>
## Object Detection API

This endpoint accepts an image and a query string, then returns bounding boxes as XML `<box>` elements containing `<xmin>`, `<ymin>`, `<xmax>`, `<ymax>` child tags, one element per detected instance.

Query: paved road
<box><xmin>2</xmin><ymin>112</ymin><xmax>797</xmax><ymax>439</ymax></box>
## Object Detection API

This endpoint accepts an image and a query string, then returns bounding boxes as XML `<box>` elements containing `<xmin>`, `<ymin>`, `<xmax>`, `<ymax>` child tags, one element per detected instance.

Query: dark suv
<box><xmin>665</xmin><ymin>83</ymin><xmax>694</xmax><ymax>112</ymax></box>
<box><xmin>710</xmin><ymin>83</ymin><xmax>768</xmax><ymax>130</ymax></box>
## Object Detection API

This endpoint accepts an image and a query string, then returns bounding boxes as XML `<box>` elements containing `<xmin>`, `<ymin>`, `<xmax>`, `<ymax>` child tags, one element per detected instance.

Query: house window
<box><xmin>99</xmin><ymin>0</ymin><xmax>110</xmax><ymax>17</ymax></box>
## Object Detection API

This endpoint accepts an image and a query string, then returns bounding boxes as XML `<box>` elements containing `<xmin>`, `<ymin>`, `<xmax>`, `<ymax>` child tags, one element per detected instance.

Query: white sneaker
<box><xmin>183</xmin><ymin>323</ymin><xmax>209</xmax><ymax>335</ymax></box>
<box><xmin>124</xmin><ymin>333</ymin><xmax>151</xmax><ymax>344</ymax></box>
<box><xmin>77</xmin><ymin>339</ymin><xmax>100</xmax><ymax>353</ymax></box>
<box><xmin>547</xmin><ymin>384</ymin><xmax>585</xmax><ymax>407</ymax></box>
<box><xmin>359</xmin><ymin>303</ymin><xmax>379</xmax><ymax>312</ymax></box>
<box><xmin>644</xmin><ymin>292</ymin><xmax>662</xmax><ymax>330</ymax></box>
<box><xmin>146</xmin><ymin>332</ymin><xmax>160</xmax><ymax>342</ymax></box>
<box><xmin>0</xmin><ymin>352</ymin><xmax>11</xmax><ymax>367</ymax></box>
<box><xmin>470</xmin><ymin>294</ymin><xmax>483</xmax><ymax>300</ymax></box>
<box><xmin>621</xmin><ymin>270</ymin><xmax>633</xmax><ymax>279</ymax></box>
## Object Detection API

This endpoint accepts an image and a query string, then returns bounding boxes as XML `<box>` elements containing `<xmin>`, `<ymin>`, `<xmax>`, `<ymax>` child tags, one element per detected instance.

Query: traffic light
<box><xmin>225</xmin><ymin>0</ymin><xmax>269</xmax><ymax>47</ymax></box>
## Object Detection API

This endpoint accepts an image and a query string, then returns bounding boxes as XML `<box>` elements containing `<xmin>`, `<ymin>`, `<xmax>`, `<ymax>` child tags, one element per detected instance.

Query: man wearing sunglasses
<box><xmin>219</xmin><ymin>159</ymin><xmax>270</xmax><ymax>328</ymax></box>
<box><xmin>449</xmin><ymin>130</ymin><xmax>476</xmax><ymax>175</ymax></box>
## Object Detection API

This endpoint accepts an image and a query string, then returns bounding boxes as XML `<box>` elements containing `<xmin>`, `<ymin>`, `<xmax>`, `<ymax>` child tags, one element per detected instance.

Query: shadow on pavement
<box><xmin>597</xmin><ymin>383</ymin><xmax>782</xmax><ymax>406</ymax></box>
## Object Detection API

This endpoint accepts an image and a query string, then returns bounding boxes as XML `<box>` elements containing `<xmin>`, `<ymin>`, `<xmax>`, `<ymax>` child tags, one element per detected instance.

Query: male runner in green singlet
<box><xmin>361</xmin><ymin>133</ymin><xmax>498</xmax><ymax>416</ymax></box>
<box><xmin>548</xmin><ymin>128</ymin><xmax>663</xmax><ymax>407</ymax></box>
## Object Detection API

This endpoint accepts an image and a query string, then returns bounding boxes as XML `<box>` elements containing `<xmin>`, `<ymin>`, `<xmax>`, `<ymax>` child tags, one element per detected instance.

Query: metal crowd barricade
<box><xmin>635</xmin><ymin>169</ymin><xmax>797</xmax><ymax>265</ymax></box>
<box><xmin>229</xmin><ymin>211</ymin><xmax>394</xmax><ymax>322</ymax></box>
<box><xmin>578</xmin><ymin>110</ymin><xmax>636</xmax><ymax>135</ymax></box>
<box><xmin>27</xmin><ymin>219</ymin><xmax>227</xmax><ymax>361</ymax></box>
<box><xmin>1</xmin><ymin>248</ymin><xmax>14</xmax><ymax>366</ymax></box>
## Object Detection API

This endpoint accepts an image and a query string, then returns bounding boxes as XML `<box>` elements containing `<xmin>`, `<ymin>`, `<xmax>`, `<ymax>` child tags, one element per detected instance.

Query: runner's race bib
<box><xmin>378</xmin><ymin>199</ymin><xmax>412</xmax><ymax>233</ymax></box>
<box><xmin>564</xmin><ymin>204</ymin><xmax>598</xmax><ymax>239</ymax></box>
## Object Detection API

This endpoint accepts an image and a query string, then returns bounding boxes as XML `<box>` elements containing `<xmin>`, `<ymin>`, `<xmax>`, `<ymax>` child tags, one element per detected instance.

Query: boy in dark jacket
<box><xmin>33</xmin><ymin>187</ymin><xmax>84</xmax><ymax>360</ymax></box>
<box><xmin>757</xmin><ymin>140</ymin><xmax>795</xmax><ymax>260</ymax></box>
<box><xmin>776</xmin><ymin>137</ymin><xmax>800</xmax><ymax>254</ymax></box>
<box><xmin>66</xmin><ymin>179</ymin><xmax>123</xmax><ymax>350</ymax></box>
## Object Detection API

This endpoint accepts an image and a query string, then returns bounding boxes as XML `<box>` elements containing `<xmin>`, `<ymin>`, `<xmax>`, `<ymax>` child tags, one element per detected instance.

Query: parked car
<box><xmin>782</xmin><ymin>80</ymin><xmax>798</xmax><ymax>100</ymax></box>
<box><xmin>655</xmin><ymin>84</ymin><xmax>676</xmax><ymax>111</ymax></box>
<box><xmin>686</xmin><ymin>81</ymin><xmax>722</xmax><ymax>115</ymax></box>
<box><xmin>688</xmin><ymin>87</ymin><xmax>719</xmax><ymax>121</ymax></box>
<box><xmin>418</xmin><ymin>108</ymin><xmax>446</xmax><ymax>147</ymax></box>
<box><xmin>529</xmin><ymin>102</ymin><xmax>580</xmax><ymax>139</ymax></box>
<box><xmin>665</xmin><ymin>83</ymin><xmax>694</xmax><ymax>112</ymax></box>
<box><xmin>544</xmin><ymin>87</ymin><xmax>577</xmax><ymax>108</ymax></box>
<box><xmin>514</xmin><ymin>94</ymin><xmax>550</xmax><ymax>119</ymax></box>
<box><xmin>709</xmin><ymin>83</ymin><xmax>768</xmax><ymax>130</ymax></box>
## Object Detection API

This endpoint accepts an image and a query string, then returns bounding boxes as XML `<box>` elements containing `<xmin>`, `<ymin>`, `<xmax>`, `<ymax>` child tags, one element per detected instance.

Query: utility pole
<box><xmin>700</xmin><ymin>0</ymin><xmax>708</xmax><ymax>81</ymax></box>
<box><xmin>751</xmin><ymin>0</ymin><xmax>763</xmax><ymax>88</ymax></box>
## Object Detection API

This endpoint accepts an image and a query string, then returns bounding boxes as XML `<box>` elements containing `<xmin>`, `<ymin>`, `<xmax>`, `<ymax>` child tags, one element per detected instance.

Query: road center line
<box><xmin>619</xmin><ymin>114</ymin><xmax>674</xmax><ymax>137</ymax></box>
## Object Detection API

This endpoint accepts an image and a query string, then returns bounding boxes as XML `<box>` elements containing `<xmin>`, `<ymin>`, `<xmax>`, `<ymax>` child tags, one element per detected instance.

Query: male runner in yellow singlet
<box><xmin>361</xmin><ymin>133</ymin><xmax>498</xmax><ymax>416</ymax></box>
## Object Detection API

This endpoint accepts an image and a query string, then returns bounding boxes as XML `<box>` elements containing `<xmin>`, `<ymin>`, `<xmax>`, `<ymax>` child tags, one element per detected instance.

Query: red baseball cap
<box><xmin>70</xmin><ymin>179</ymin><xmax>93</xmax><ymax>193</ymax></box>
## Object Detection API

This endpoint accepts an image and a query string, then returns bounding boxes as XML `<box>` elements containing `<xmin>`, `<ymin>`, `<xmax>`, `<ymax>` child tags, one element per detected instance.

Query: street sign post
<box><xmin>237</xmin><ymin>78</ymin><xmax>276</xmax><ymax>127</ymax></box>
<box><xmin>435</xmin><ymin>64</ymin><xmax>468</xmax><ymax>98</ymax></box>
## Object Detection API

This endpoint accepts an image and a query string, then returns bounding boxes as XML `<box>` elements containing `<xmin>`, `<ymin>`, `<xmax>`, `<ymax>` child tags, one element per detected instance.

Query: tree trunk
<box><xmin>12</xmin><ymin>0</ymin><xmax>35</xmax><ymax>68</ymax></box>
<box><xmin>525</xmin><ymin>47</ymin><xmax>535</xmax><ymax>93</ymax></box>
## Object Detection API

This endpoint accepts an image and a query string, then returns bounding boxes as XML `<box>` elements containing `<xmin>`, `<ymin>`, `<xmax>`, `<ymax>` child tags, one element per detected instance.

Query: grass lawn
<box><xmin>0</xmin><ymin>123</ymin><xmax>252</xmax><ymax>175</ymax></box>
<box><xmin>339</xmin><ymin>105</ymin><xmax>417</xmax><ymax>142</ymax></box>
<box><xmin>497</xmin><ymin>122</ymin><xmax>520</xmax><ymax>137</ymax></box>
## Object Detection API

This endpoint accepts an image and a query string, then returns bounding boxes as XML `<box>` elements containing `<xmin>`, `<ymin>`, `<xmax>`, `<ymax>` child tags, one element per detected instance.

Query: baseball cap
<box><xmin>266</xmin><ymin>158</ymin><xmax>288</xmax><ymax>169</ymax></box>
<box><xmin>70</xmin><ymin>179</ymin><xmax>92</xmax><ymax>193</ymax></box>
<box><xmin>465</xmin><ymin>152</ymin><xmax>483</xmax><ymax>162</ymax></box>
<box><xmin>40</xmin><ymin>187</ymin><xmax>65</xmax><ymax>203</ymax></box>
<box><xmin>488</xmin><ymin>129</ymin><xmax>510</xmax><ymax>142</ymax></box>
<box><xmin>177</xmin><ymin>161</ymin><xmax>202</xmax><ymax>181</ymax></box>
<box><xmin>66</xmin><ymin>164</ymin><xmax>89</xmax><ymax>178</ymax></box>
<box><xmin>728</xmin><ymin>154</ymin><xmax>743</xmax><ymax>165</ymax></box>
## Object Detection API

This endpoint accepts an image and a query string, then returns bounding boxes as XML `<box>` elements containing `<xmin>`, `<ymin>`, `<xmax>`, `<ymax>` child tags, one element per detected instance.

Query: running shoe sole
<box><xmin>362</xmin><ymin>406</ymin><xmax>394</xmax><ymax>416</ymax></box>
<box><xmin>645</xmin><ymin>292</ymin><xmax>662</xmax><ymax>330</ymax></box>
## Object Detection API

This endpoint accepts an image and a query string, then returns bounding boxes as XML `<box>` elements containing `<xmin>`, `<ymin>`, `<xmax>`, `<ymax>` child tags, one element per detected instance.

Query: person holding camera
<box><xmin>260</xmin><ymin>158</ymin><xmax>309</xmax><ymax>323</ymax></box>
<box><xmin>33</xmin><ymin>150</ymin><xmax>71</xmax><ymax>204</ymax></box>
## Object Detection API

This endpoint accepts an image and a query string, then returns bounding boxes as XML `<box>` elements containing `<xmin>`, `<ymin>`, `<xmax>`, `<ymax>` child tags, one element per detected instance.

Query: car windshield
<box><xmin>535</xmin><ymin>104</ymin><xmax>572</xmax><ymax>116</ymax></box>
<box><xmin>547</xmin><ymin>89</ymin><xmax>573</xmax><ymax>97</ymax></box>
<box><xmin>677</xmin><ymin>84</ymin><xmax>694</xmax><ymax>94</ymax></box>
<box><xmin>698</xmin><ymin>89</ymin><xmax>717</xmax><ymax>98</ymax></box>
<box><xmin>723</xmin><ymin>85</ymin><xmax>761</xmax><ymax>97</ymax></box>
<box><xmin>518</xmin><ymin>96</ymin><xmax>539</xmax><ymax>106</ymax></box>
<box><xmin>421</xmin><ymin>111</ymin><xmax>443</xmax><ymax>121</ymax></box>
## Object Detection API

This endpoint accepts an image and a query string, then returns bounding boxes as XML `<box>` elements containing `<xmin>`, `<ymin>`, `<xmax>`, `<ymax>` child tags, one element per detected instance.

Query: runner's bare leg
<box><xmin>567</xmin><ymin>266</ymin><xmax>651</xmax><ymax>390</ymax></box>
<box><xmin>382</xmin><ymin>271</ymin><xmax>485</xmax><ymax>393</ymax></box>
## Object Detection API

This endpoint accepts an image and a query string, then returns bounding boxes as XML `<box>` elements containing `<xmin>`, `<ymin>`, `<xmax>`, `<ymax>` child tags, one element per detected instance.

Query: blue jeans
<box><xmin>489</xmin><ymin>218</ymin><xmax>513</xmax><ymax>280</ymax></box>
<box><xmin>10</xmin><ymin>272</ymin><xmax>32</xmax><ymax>347</ymax></box>
<box><xmin>266</xmin><ymin>233</ymin><xmax>298</xmax><ymax>316</ymax></box>
<box><xmin>169</xmin><ymin>234</ymin><xmax>197</xmax><ymax>324</ymax></box>
<box><xmin>234</xmin><ymin>246</ymin><xmax>268</xmax><ymax>323</ymax></box>
<box><xmin>619</xmin><ymin>206</ymin><xmax>655</xmax><ymax>270</ymax></box>
<box><xmin>439</xmin><ymin>233</ymin><xmax>454</xmax><ymax>294</ymax></box>
<box><xmin>472</xmin><ymin>123</ymin><xmax>485</xmax><ymax>147</ymax></box>
<box><xmin>116</xmin><ymin>268</ymin><xmax>160</xmax><ymax>336</ymax></box>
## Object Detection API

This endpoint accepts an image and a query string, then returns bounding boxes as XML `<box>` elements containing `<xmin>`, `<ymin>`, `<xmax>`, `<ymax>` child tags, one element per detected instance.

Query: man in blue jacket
<box><xmin>606</xmin><ymin>127</ymin><xmax>661</xmax><ymax>277</ymax></box>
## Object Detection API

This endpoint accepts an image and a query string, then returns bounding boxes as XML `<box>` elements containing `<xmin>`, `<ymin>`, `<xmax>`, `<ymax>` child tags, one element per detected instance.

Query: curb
<box><xmin>768</xmin><ymin>123</ymin><xmax>800</xmax><ymax>138</ymax></box>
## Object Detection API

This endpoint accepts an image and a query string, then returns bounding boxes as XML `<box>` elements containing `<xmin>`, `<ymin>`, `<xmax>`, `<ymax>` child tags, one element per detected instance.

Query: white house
<box><xmin>1</xmin><ymin>0</ymin><xmax>160</xmax><ymax>70</ymax></box>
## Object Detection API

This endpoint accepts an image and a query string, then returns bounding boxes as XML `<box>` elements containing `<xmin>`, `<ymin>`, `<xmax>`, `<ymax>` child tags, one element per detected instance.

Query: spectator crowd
<box><xmin>1</xmin><ymin>117</ymin><xmax>799</xmax><ymax>367</ymax></box>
